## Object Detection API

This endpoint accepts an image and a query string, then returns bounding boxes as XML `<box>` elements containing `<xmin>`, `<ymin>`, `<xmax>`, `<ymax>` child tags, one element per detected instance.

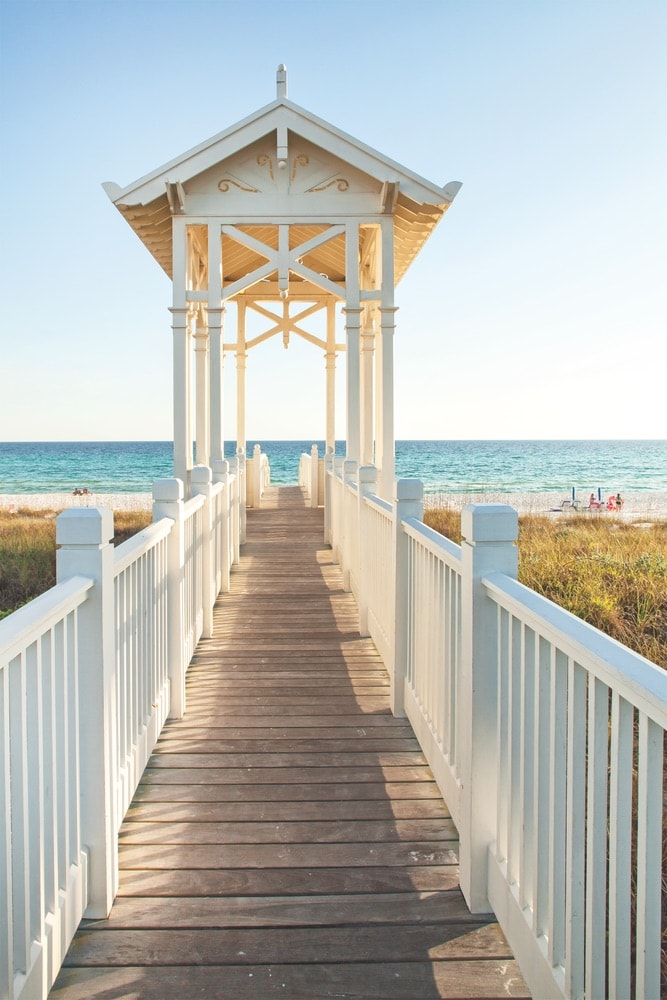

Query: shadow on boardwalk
<box><xmin>51</xmin><ymin>486</ymin><xmax>529</xmax><ymax>999</ymax></box>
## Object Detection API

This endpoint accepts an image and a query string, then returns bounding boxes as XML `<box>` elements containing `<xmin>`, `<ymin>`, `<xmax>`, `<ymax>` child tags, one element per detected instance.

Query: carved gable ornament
<box><xmin>184</xmin><ymin>134</ymin><xmax>381</xmax><ymax>213</ymax></box>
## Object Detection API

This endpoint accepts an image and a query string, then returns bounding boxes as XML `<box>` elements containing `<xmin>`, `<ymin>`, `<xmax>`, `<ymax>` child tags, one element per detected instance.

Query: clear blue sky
<box><xmin>1</xmin><ymin>0</ymin><xmax>665</xmax><ymax>442</ymax></box>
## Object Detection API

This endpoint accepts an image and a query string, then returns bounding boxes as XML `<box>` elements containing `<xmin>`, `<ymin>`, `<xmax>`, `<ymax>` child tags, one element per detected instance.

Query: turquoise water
<box><xmin>0</xmin><ymin>440</ymin><xmax>665</xmax><ymax>494</ymax></box>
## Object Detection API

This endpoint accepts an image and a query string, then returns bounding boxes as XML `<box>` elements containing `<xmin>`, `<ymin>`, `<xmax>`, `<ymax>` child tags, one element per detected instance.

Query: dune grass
<box><xmin>0</xmin><ymin>507</ymin><xmax>152</xmax><ymax>621</ymax></box>
<box><xmin>424</xmin><ymin>507</ymin><xmax>667</xmax><ymax>669</ymax></box>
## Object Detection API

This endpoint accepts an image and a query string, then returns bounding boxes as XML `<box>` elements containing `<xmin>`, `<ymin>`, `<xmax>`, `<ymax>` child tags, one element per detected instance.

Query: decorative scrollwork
<box><xmin>257</xmin><ymin>154</ymin><xmax>274</xmax><ymax>180</ymax></box>
<box><xmin>217</xmin><ymin>178</ymin><xmax>259</xmax><ymax>193</ymax></box>
<box><xmin>291</xmin><ymin>154</ymin><xmax>309</xmax><ymax>180</ymax></box>
<box><xmin>307</xmin><ymin>177</ymin><xmax>350</xmax><ymax>193</ymax></box>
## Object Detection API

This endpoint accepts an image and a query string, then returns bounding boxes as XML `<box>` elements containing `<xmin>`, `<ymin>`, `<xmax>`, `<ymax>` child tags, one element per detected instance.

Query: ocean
<box><xmin>1</xmin><ymin>440</ymin><xmax>666</xmax><ymax>495</ymax></box>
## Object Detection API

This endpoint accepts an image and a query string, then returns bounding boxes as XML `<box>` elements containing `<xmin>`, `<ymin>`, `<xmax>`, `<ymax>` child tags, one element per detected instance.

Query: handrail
<box><xmin>183</xmin><ymin>492</ymin><xmax>206</xmax><ymax>518</ymax></box>
<box><xmin>402</xmin><ymin>515</ymin><xmax>461</xmax><ymax>563</ymax></box>
<box><xmin>483</xmin><ymin>571</ymin><xmax>667</xmax><ymax>725</ymax></box>
<box><xmin>0</xmin><ymin>576</ymin><xmax>93</xmax><ymax>665</ymax></box>
<box><xmin>113</xmin><ymin>517</ymin><xmax>172</xmax><ymax>577</ymax></box>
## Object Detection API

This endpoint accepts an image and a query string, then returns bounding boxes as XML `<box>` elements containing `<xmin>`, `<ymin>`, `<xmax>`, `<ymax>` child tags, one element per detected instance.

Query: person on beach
<box><xmin>616</xmin><ymin>492</ymin><xmax>624</xmax><ymax>510</ymax></box>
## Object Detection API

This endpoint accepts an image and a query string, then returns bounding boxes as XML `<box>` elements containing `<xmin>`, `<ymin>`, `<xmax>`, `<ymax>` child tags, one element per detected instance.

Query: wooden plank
<box><xmin>151</xmin><ymin>738</ymin><xmax>422</xmax><ymax>754</ymax></box>
<box><xmin>117</xmin><ymin>841</ymin><xmax>459</xmax><ymax>869</ymax></box>
<box><xmin>146</xmin><ymin>751</ymin><xmax>426</xmax><ymax>768</ymax></box>
<box><xmin>77</xmin><ymin>891</ymin><xmax>486</xmax><ymax>928</ymax></box>
<box><xmin>132</xmin><ymin>779</ymin><xmax>445</xmax><ymax>803</ymax></box>
<box><xmin>116</xmin><ymin>864</ymin><xmax>463</xmax><ymax>897</ymax></box>
<box><xmin>117</xmin><ymin>818</ymin><xmax>458</xmax><ymax>844</ymax></box>
<box><xmin>162</xmin><ymin>712</ymin><xmax>396</xmax><ymax>725</ymax></box>
<box><xmin>52</xmin><ymin>960</ymin><xmax>530</xmax><ymax>998</ymax></box>
<box><xmin>156</xmin><ymin>724</ymin><xmax>418</xmax><ymax>739</ymax></box>
<box><xmin>64</xmin><ymin>922</ymin><xmax>514</xmax><ymax>965</ymax></box>
<box><xmin>138</xmin><ymin>764</ymin><xmax>435</xmax><ymax>784</ymax></box>
<box><xmin>53</xmin><ymin>486</ymin><xmax>527</xmax><ymax>1000</ymax></box>
<box><xmin>123</xmin><ymin>797</ymin><xmax>450</xmax><ymax>822</ymax></box>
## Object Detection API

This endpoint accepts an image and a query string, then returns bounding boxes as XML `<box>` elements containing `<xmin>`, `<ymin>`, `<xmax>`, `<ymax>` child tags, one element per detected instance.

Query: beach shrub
<box><xmin>0</xmin><ymin>508</ymin><xmax>151</xmax><ymax>621</ymax></box>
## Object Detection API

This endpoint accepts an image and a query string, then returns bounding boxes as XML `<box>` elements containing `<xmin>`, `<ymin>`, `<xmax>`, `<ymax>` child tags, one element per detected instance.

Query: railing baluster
<box><xmin>548</xmin><ymin>647</ymin><xmax>567</xmax><ymax>972</ymax></box>
<box><xmin>519</xmin><ymin>624</ymin><xmax>535</xmax><ymax>911</ymax></box>
<box><xmin>635</xmin><ymin>712</ymin><xmax>663</xmax><ymax>999</ymax></box>
<box><xmin>565</xmin><ymin>659</ymin><xmax>586</xmax><ymax>999</ymax></box>
<box><xmin>508</xmin><ymin>615</ymin><xmax>522</xmax><ymax>887</ymax></box>
<box><xmin>496</xmin><ymin>606</ymin><xmax>510</xmax><ymax>865</ymax></box>
<box><xmin>608</xmin><ymin>691</ymin><xmax>633</xmax><ymax>998</ymax></box>
<box><xmin>585</xmin><ymin>675</ymin><xmax>610</xmax><ymax>999</ymax></box>
<box><xmin>532</xmin><ymin>635</ymin><xmax>550</xmax><ymax>939</ymax></box>
<box><xmin>9</xmin><ymin>651</ymin><xmax>30</xmax><ymax>974</ymax></box>
<box><xmin>0</xmin><ymin>663</ymin><xmax>11</xmax><ymax>999</ymax></box>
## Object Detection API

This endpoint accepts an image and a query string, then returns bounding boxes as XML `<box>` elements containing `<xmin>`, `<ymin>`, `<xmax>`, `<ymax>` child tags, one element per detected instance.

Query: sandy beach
<box><xmin>0</xmin><ymin>492</ymin><xmax>154</xmax><ymax>513</ymax></box>
<box><xmin>2</xmin><ymin>489</ymin><xmax>667</xmax><ymax>520</ymax></box>
<box><xmin>423</xmin><ymin>490</ymin><xmax>667</xmax><ymax>520</ymax></box>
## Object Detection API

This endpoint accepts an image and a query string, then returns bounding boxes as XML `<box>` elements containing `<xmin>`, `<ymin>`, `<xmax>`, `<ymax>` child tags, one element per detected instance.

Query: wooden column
<box><xmin>193</xmin><ymin>308</ymin><xmax>210</xmax><ymax>467</ymax></box>
<box><xmin>325</xmin><ymin>299</ymin><xmax>336</xmax><ymax>454</ymax></box>
<box><xmin>360</xmin><ymin>307</ymin><xmax>375</xmax><ymax>467</ymax></box>
<box><xmin>374</xmin><ymin>308</ymin><xmax>384</xmax><ymax>476</ymax></box>
<box><xmin>208</xmin><ymin>221</ymin><xmax>224</xmax><ymax>463</ymax></box>
<box><xmin>379</xmin><ymin>217</ymin><xmax>396</xmax><ymax>500</ymax></box>
<box><xmin>237</xmin><ymin>301</ymin><xmax>247</xmax><ymax>456</ymax></box>
<box><xmin>344</xmin><ymin>222</ymin><xmax>361</xmax><ymax>464</ymax></box>
<box><xmin>171</xmin><ymin>307</ymin><xmax>190</xmax><ymax>485</ymax></box>
<box><xmin>208</xmin><ymin>308</ymin><xmax>224</xmax><ymax>463</ymax></box>
<box><xmin>171</xmin><ymin>217</ymin><xmax>191</xmax><ymax>485</ymax></box>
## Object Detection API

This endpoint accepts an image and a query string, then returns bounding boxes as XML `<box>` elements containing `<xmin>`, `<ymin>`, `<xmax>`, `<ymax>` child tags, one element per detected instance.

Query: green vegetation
<box><xmin>0</xmin><ymin>508</ymin><xmax>152</xmax><ymax>621</ymax></box>
<box><xmin>425</xmin><ymin>506</ymin><xmax>667</xmax><ymax>668</ymax></box>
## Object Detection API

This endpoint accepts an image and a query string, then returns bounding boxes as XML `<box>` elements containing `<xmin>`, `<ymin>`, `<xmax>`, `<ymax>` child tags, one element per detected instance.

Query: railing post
<box><xmin>152</xmin><ymin>478</ymin><xmax>186</xmax><ymax>719</ymax></box>
<box><xmin>324</xmin><ymin>447</ymin><xmax>334</xmax><ymax>544</ymax></box>
<box><xmin>212</xmin><ymin>459</ymin><xmax>231</xmax><ymax>591</ymax></box>
<box><xmin>253</xmin><ymin>444</ymin><xmax>262</xmax><ymax>509</ymax></box>
<box><xmin>191</xmin><ymin>465</ymin><xmax>213</xmax><ymax>637</ymax></box>
<box><xmin>358</xmin><ymin>465</ymin><xmax>377</xmax><ymax>637</ymax></box>
<box><xmin>392</xmin><ymin>479</ymin><xmax>423</xmax><ymax>718</ymax></box>
<box><xmin>310</xmin><ymin>443</ymin><xmax>319</xmax><ymax>508</ymax></box>
<box><xmin>226</xmin><ymin>456</ymin><xmax>241</xmax><ymax>566</ymax></box>
<box><xmin>342</xmin><ymin>459</ymin><xmax>357</xmax><ymax>592</ymax></box>
<box><xmin>237</xmin><ymin>446</ymin><xmax>247</xmax><ymax>544</ymax></box>
<box><xmin>459</xmin><ymin>503</ymin><xmax>518</xmax><ymax>913</ymax></box>
<box><xmin>55</xmin><ymin>507</ymin><xmax>118</xmax><ymax>918</ymax></box>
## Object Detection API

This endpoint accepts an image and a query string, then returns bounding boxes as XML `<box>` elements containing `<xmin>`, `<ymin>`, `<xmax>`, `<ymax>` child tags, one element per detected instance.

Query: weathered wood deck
<box><xmin>51</xmin><ymin>486</ymin><xmax>529</xmax><ymax>999</ymax></box>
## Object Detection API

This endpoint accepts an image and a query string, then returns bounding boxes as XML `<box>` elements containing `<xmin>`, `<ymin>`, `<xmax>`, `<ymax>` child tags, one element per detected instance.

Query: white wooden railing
<box><xmin>246</xmin><ymin>444</ymin><xmax>270</xmax><ymax>508</ymax></box>
<box><xmin>1</xmin><ymin>461</ymin><xmax>242</xmax><ymax>1000</ymax></box>
<box><xmin>298</xmin><ymin>445</ymin><xmax>325</xmax><ymax>508</ymax></box>
<box><xmin>326</xmin><ymin>460</ymin><xmax>667</xmax><ymax>1000</ymax></box>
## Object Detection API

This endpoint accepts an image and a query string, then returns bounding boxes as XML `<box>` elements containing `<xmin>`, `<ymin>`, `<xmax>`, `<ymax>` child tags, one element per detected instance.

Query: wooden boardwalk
<box><xmin>51</xmin><ymin>486</ymin><xmax>529</xmax><ymax>999</ymax></box>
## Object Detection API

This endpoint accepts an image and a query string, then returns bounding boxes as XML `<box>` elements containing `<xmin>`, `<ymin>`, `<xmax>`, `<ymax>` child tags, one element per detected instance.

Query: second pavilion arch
<box><xmin>104</xmin><ymin>66</ymin><xmax>460</xmax><ymax>499</ymax></box>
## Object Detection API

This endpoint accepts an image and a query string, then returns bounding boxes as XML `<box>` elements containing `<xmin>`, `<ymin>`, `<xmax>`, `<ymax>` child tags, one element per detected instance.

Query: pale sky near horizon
<box><xmin>1</xmin><ymin>0</ymin><xmax>665</xmax><ymax>444</ymax></box>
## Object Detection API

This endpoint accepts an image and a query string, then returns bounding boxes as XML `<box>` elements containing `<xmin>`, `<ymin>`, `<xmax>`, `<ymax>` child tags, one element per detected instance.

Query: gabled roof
<box><xmin>103</xmin><ymin>67</ymin><xmax>461</xmax><ymax>287</ymax></box>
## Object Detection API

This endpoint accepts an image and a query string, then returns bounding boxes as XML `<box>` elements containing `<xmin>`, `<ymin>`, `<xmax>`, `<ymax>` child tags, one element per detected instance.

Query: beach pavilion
<box><xmin>103</xmin><ymin>65</ymin><xmax>461</xmax><ymax>499</ymax></box>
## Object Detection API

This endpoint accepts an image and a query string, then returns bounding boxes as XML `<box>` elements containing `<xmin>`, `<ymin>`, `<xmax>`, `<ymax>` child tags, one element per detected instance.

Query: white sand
<box><xmin>0</xmin><ymin>492</ymin><xmax>153</xmax><ymax>513</ymax></box>
<box><xmin>2</xmin><ymin>489</ymin><xmax>667</xmax><ymax>520</ymax></box>
<box><xmin>423</xmin><ymin>490</ymin><xmax>667</xmax><ymax>520</ymax></box>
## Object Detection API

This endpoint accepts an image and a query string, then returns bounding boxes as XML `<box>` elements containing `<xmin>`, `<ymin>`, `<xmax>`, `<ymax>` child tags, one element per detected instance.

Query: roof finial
<box><xmin>276</xmin><ymin>64</ymin><xmax>288</xmax><ymax>100</ymax></box>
